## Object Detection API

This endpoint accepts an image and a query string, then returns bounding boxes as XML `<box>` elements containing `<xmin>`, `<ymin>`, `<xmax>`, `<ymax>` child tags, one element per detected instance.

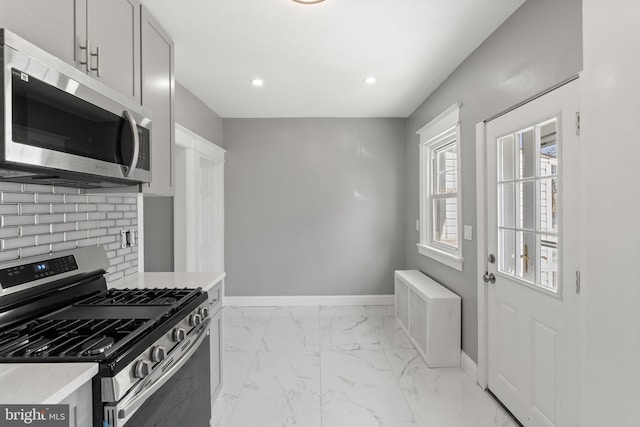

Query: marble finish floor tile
<box><xmin>211</xmin><ymin>351</ymin><xmax>256</xmax><ymax>427</ymax></box>
<box><xmin>321</xmin><ymin>349</ymin><xmax>417</xmax><ymax>427</ymax></box>
<box><xmin>320</xmin><ymin>314</ymin><xmax>382</xmax><ymax>351</ymax></box>
<box><xmin>226</xmin><ymin>351</ymin><xmax>321</xmax><ymax>427</ymax></box>
<box><xmin>223</xmin><ymin>307</ymin><xmax>272</xmax><ymax>352</ymax></box>
<box><xmin>217</xmin><ymin>306</ymin><xmax>518</xmax><ymax>427</ymax></box>
<box><xmin>260</xmin><ymin>307</ymin><xmax>320</xmax><ymax>352</ymax></box>
<box><xmin>385</xmin><ymin>348</ymin><xmax>517</xmax><ymax>427</ymax></box>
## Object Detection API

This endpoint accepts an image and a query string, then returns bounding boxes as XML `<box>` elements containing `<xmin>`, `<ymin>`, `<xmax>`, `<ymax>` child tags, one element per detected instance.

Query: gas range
<box><xmin>0</xmin><ymin>247</ymin><xmax>212</xmax><ymax>427</ymax></box>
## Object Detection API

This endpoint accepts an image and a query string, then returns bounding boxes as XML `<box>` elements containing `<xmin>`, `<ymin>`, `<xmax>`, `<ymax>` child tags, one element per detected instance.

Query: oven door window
<box><xmin>11</xmin><ymin>69</ymin><xmax>134</xmax><ymax>167</ymax></box>
<box><xmin>123</xmin><ymin>335</ymin><xmax>211</xmax><ymax>427</ymax></box>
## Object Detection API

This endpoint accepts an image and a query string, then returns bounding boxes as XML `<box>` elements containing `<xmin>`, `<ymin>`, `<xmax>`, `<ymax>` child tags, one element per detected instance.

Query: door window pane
<box><xmin>516</xmin><ymin>231</ymin><xmax>536</xmax><ymax>283</ymax></box>
<box><xmin>539</xmin><ymin>235</ymin><xmax>558</xmax><ymax>290</ymax></box>
<box><xmin>519</xmin><ymin>180</ymin><xmax>535</xmax><ymax>230</ymax></box>
<box><xmin>500</xmin><ymin>183</ymin><xmax>515</xmax><ymax>228</ymax></box>
<box><xmin>496</xmin><ymin>115</ymin><xmax>561</xmax><ymax>293</ymax></box>
<box><xmin>499</xmin><ymin>135</ymin><xmax>515</xmax><ymax>181</ymax></box>
<box><xmin>539</xmin><ymin>178</ymin><xmax>558</xmax><ymax>233</ymax></box>
<box><xmin>433</xmin><ymin>198</ymin><xmax>458</xmax><ymax>248</ymax></box>
<box><xmin>500</xmin><ymin>229</ymin><xmax>516</xmax><ymax>275</ymax></box>
<box><xmin>518</xmin><ymin>128</ymin><xmax>535</xmax><ymax>179</ymax></box>
<box><xmin>539</xmin><ymin>119</ymin><xmax>558</xmax><ymax>177</ymax></box>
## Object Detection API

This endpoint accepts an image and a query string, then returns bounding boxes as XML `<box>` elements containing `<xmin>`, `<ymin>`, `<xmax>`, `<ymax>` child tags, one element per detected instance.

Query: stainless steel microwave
<box><xmin>0</xmin><ymin>29</ymin><xmax>152</xmax><ymax>188</ymax></box>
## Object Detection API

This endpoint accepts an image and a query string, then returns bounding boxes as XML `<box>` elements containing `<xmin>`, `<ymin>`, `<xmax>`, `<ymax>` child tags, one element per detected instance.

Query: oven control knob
<box><xmin>151</xmin><ymin>346</ymin><xmax>166</xmax><ymax>363</ymax></box>
<box><xmin>189</xmin><ymin>314</ymin><xmax>202</xmax><ymax>327</ymax></box>
<box><xmin>173</xmin><ymin>328</ymin><xmax>186</xmax><ymax>343</ymax></box>
<box><xmin>199</xmin><ymin>306</ymin><xmax>209</xmax><ymax>319</ymax></box>
<box><xmin>134</xmin><ymin>360</ymin><xmax>151</xmax><ymax>379</ymax></box>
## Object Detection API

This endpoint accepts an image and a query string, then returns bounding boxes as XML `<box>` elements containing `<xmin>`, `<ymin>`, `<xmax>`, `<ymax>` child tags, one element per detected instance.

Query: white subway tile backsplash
<box><xmin>0</xmin><ymin>182</ymin><xmax>138</xmax><ymax>282</ymax></box>
<box><xmin>51</xmin><ymin>241</ymin><xmax>77</xmax><ymax>252</ymax></box>
<box><xmin>0</xmin><ymin>249</ymin><xmax>19</xmax><ymax>262</ymax></box>
<box><xmin>36</xmin><ymin>233</ymin><xmax>65</xmax><ymax>245</ymax></box>
<box><xmin>21</xmin><ymin>224</ymin><xmax>51</xmax><ymax>236</ymax></box>
<box><xmin>64</xmin><ymin>213</ymin><xmax>87</xmax><ymax>222</ymax></box>
<box><xmin>23</xmin><ymin>184</ymin><xmax>54</xmax><ymax>193</ymax></box>
<box><xmin>2</xmin><ymin>216</ymin><xmax>36</xmax><ymax>227</ymax></box>
<box><xmin>0</xmin><ymin>205</ymin><xmax>20</xmax><ymax>215</ymax></box>
<box><xmin>2</xmin><ymin>192</ymin><xmax>36</xmax><ymax>203</ymax></box>
<box><xmin>51</xmin><ymin>223</ymin><xmax>76</xmax><ymax>233</ymax></box>
<box><xmin>36</xmin><ymin>214</ymin><xmax>65</xmax><ymax>224</ymax></box>
<box><xmin>88</xmin><ymin>212</ymin><xmax>107</xmax><ymax>221</ymax></box>
<box><xmin>20</xmin><ymin>204</ymin><xmax>52</xmax><ymax>214</ymax></box>
<box><xmin>51</xmin><ymin>204</ymin><xmax>77</xmax><ymax>214</ymax></box>
<box><xmin>20</xmin><ymin>245</ymin><xmax>52</xmax><ymax>258</ymax></box>
<box><xmin>64</xmin><ymin>195</ymin><xmax>88</xmax><ymax>204</ymax></box>
<box><xmin>77</xmin><ymin>204</ymin><xmax>98</xmax><ymax>212</ymax></box>
<box><xmin>3</xmin><ymin>236</ymin><xmax>36</xmax><ymax>250</ymax></box>
<box><xmin>36</xmin><ymin>194</ymin><xmax>64</xmax><ymax>203</ymax></box>
<box><xmin>87</xmin><ymin>195</ymin><xmax>107</xmax><ymax>204</ymax></box>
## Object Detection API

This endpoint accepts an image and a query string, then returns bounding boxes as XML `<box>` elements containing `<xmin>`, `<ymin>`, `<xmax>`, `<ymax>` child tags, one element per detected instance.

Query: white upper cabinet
<box><xmin>0</xmin><ymin>0</ymin><xmax>141</xmax><ymax>102</ymax></box>
<box><xmin>140</xmin><ymin>6</ymin><xmax>175</xmax><ymax>196</ymax></box>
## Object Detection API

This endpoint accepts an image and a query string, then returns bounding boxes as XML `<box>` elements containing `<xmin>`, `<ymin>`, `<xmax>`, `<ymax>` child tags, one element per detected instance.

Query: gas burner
<box><xmin>80</xmin><ymin>335</ymin><xmax>115</xmax><ymax>356</ymax></box>
<box><xmin>23</xmin><ymin>337</ymin><xmax>54</xmax><ymax>357</ymax></box>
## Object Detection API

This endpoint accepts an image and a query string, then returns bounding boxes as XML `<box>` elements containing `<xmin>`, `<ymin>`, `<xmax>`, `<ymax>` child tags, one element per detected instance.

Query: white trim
<box><xmin>175</xmin><ymin>123</ymin><xmax>226</xmax><ymax>160</ymax></box>
<box><xmin>223</xmin><ymin>295</ymin><xmax>394</xmax><ymax>307</ymax></box>
<box><xmin>136</xmin><ymin>193</ymin><xmax>145</xmax><ymax>273</ymax></box>
<box><xmin>418</xmin><ymin>104</ymin><xmax>464</xmax><ymax>269</ymax></box>
<box><xmin>417</xmin><ymin>243</ymin><xmax>463</xmax><ymax>271</ymax></box>
<box><xmin>417</xmin><ymin>102</ymin><xmax>461</xmax><ymax>142</ymax></box>
<box><xmin>475</xmin><ymin>120</ymin><xmax>488</xmax><ymax>388</ymax></box>
<box><xmin>461</xmin><ymin>350</ymin><xmax>478</xmax><ymax>384</ymax></box>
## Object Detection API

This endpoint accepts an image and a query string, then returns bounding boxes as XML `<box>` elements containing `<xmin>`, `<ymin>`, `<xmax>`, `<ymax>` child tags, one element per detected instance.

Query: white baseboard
<box><xmin>461</xmin><ymin>350</ymin><xmax>478</xmax><ymax>384</ymax></box>
<box><xmin>223</xmin><ymin>294</ymin><xmax>394</xmax><ymax>307</ymax></box>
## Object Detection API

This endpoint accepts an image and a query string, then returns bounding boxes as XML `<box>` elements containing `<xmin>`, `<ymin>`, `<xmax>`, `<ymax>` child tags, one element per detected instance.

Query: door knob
<box><xmin>483</xmin><ymin>272</ymin><xmax>496</xmax><ymax>284</ymax></box>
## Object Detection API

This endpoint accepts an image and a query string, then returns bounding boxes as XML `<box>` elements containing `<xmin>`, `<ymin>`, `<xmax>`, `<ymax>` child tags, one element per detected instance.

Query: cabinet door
<box><xmin>209</xmin><ymin>308</ymin><xmax>223</xmax><ymax>402</ymax></box>
<box><xmin>0</xmin><ymin>0</ymin><xmax>79</xmax><ymax>65</ymax></box>
<box><xmin>141</xmin><ymin>6</ymin><xmax>175</xmax><ymax>196</ymax></box>
<box><xmin>86</xmin><ymin>0</ymin><xmax>140</xmax><ymax>101</ymax></box>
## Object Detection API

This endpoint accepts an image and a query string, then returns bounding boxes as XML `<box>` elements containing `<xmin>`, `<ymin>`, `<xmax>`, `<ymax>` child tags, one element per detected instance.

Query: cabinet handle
<box><xmin>90</xmin><ymin>46</ymin><xmax>101</xmax><ymax>77</ymax></box>
<box><xmin>79</xmin><ymin>41</ymin><xmax>90</xmax><ymax>73</ymax></box>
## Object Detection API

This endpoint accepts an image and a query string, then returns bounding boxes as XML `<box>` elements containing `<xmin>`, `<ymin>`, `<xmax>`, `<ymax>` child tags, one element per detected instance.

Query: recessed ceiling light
<box><xmin>292</xmin><ymin>0</ymin><xmax>325</xmax><ymax>4</ymax></box>
<box><xmin>364</xmin><ymin>76</ymin><xmax>377</xmax><ymax>85</ymax></box>
<box><xmin>251</xmin><ymin>79</ymin><xmax>264</xmax><ymax>87</ymax></box>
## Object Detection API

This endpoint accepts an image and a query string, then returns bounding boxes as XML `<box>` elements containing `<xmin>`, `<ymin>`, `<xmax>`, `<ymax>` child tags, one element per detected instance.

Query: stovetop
<box><xmin>0</xmin><ymin>286</ymin><xmax>204</xmax><ymax>363</ymax></box>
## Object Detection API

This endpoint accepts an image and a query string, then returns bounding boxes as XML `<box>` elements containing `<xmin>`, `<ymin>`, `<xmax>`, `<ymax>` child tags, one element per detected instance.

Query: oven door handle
<box><xmin>110</xmin><ymin>318</ymin><xmax>210</xmax><ymax>426</ymax></box>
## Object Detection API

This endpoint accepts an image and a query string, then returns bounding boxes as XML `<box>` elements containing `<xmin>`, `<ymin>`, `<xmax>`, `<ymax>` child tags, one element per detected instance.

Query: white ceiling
<box><xmin>140</xmin><ymin>0</ymin><xmax>525</xmax><ymax>118</ymax></box>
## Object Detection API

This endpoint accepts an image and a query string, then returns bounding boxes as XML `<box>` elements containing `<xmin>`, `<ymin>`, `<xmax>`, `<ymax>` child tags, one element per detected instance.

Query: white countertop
<box><xmin>0</xmin><ymin>363</ymin><xmax>98</xmax><ymax>404</ymax></box>
<box><xmin>108</xmin><ymin>271</ymin><xmax>225</xmax><ymax>294</ymax></box>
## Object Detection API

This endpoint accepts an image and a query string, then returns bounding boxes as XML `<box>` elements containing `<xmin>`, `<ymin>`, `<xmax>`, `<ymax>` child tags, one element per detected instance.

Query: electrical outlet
<box><xmin>120</xmin><ymin>230</ymin><xmax>127</xmax><ymax>249</ymax></box>
<box><xmin>416</xmin><ymin>219</ymin><xmax>420</xmax><ymax>231</ymax></box>
<box><xmin>127</xmin><ymin>229</ymin><xmax>136</xmax><ymax>247</ymax></box>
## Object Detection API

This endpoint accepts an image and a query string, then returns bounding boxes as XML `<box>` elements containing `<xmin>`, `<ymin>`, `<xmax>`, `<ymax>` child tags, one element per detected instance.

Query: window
<box><xmin>497</xmin><ymin>117</ymin><xmax>559</xmax><ymax>292</ymax></box>
<box><xmin>417</xmin><ymin>103</ymin><xmax>463</xmax><ymax>270</ymax></box>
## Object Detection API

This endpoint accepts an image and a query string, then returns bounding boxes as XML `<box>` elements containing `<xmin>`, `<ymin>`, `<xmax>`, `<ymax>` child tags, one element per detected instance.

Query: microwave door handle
<box><xmin>123</xmin><ymin>110</ymin><xmax>140</xmax><ymax>178</ymax></box>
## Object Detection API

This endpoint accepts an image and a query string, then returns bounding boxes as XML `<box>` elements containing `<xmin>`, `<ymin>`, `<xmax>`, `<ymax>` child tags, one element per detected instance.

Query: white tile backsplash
<box><xmin>0</xmin><ymin>182</ymin><xmax>138</xmax><ymax>282</ymax></box>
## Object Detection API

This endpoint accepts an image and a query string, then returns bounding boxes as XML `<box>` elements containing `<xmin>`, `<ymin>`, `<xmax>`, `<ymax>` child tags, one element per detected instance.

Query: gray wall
<box><xmin>143</xmin><ymin>197</ymin><xmax>174</xmax><ymax>272</ymax></box>
<box><xmin>405</xmin><ymin>0</ymin><xmax>582</xmax><ymax>362</ymax></box>
<box><xmin>176</xmin><ymin>81</ymin><xmax>224</xmax><ymax>146</ymax></box>
<box><xmin>144</xmin><ymin>82</ymin><xmax>222</xmax><ymax>272</ymax></box>
<box><xmin>224</xmin><ymin>118</ymin><xmax>406</xmax><ymax>296</ymax></box>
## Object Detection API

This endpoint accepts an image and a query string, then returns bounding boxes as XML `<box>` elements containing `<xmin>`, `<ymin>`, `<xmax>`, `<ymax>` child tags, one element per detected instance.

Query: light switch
<box><xmin>464</xmin><ymin>225</ymin><xmax>473</xmax><ymax>241</ymax></box>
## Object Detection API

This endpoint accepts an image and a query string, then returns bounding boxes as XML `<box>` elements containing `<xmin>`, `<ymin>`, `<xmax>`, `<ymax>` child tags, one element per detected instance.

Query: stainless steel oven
<box><xmin>0</xmin><ymin>247</ymin><xmax>212</xmax><ymax>427</ymax></box>
<box><xmin>0</xmin><ymin>29</ymin><xmax>152</xmax><ymax>188</ymax></box>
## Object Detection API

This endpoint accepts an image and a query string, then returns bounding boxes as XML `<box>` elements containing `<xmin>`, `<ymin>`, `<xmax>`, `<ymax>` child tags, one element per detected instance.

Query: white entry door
<box><xmin>485</xmin><ymin>80</ymin><xmax>580</xmax><ymax>426</ymax></box>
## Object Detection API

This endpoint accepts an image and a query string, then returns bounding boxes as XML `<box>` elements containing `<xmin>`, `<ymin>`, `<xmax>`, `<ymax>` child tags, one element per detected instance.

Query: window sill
<box><xmin>417</xmin><ymin>244</ymin><xmax>463</xmax><ymax>271</ymax></box>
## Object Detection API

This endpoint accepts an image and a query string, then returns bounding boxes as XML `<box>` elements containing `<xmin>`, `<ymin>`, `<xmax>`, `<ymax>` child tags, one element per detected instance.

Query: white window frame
<box><xmin>417</xmin><ymin>103</ymin><xmax>463</xmax><ymax>271</ymax></box>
